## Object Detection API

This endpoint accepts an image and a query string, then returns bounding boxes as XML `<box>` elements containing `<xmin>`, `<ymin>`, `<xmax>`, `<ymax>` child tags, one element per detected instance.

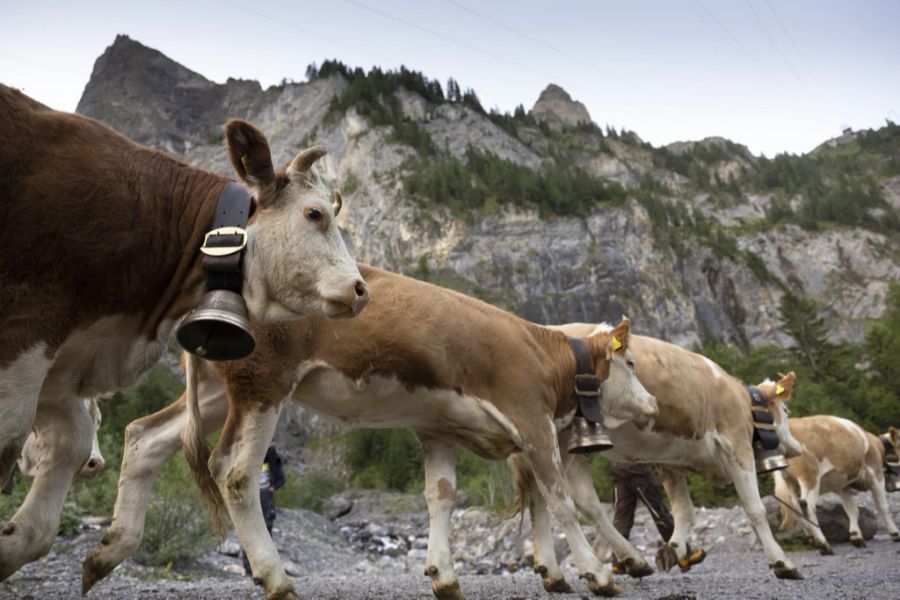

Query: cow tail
<box><xmin>773</xmin><ymin>470</ymin><xmax>798</xmax><ymax>533</ymax></box>
<box><xmin>502</xmin><ymin>454</ymin><xmax>533</xmax><ymax>524</ymax></box>
<box><xmin>181</xmin><ymin>353</ymin><xmax>229</xmax><ymax>538</ymax></box>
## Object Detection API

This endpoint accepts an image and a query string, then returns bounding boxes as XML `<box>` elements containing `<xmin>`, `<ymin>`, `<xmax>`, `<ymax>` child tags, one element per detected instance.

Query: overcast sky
<box><xmin>2</xmin><ymin>0</ymin><xmax>897</xmax><ymax>156</ymax></box>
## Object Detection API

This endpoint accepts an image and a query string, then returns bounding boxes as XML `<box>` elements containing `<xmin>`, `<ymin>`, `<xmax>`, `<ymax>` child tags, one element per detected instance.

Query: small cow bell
<box><xmin>176</xmin><ymin>290</ymin><xmax>255</xmax><ymax>361</ymax></box>
<box><xmin>886</xmin><ymin>473</ymin><xmax>900</xmax><ymax>493</ymax></box>
<box><xmin>754</xmin><ymin>441</ymin><xmax>789</xmax><ymax>475</ymax></box>
<box><xmin>567</xmin><ymin>415</ymin><xmax>614</xmax><ymax>454</ymax></box>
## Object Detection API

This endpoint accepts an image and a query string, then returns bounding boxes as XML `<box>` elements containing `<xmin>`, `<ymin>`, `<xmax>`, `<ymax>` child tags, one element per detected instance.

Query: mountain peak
<box><xmin>530</xmin><ymin>84</ymin><xmax>592</xmax><ymax>131</ymax></box>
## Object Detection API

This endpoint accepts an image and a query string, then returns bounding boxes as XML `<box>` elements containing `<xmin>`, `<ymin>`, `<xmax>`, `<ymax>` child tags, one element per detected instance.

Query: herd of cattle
<box><xmin>2</xmin><ymin>82</ymin><xmax>899</xmax><ymax>600</ymax></box>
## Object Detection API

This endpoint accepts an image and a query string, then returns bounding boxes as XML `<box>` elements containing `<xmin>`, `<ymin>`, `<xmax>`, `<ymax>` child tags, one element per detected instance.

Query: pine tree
<box><xmin>778</xmin><ymin>291</ymin><xmax>833</xmax><ymax>376</ymax></box>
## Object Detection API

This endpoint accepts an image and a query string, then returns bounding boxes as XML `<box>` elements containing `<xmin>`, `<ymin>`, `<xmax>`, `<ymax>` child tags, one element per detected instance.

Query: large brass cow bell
<box><xmin>567</xmin><ymin>415</ymin><xmax>614</xmax><ymax>454</ymax></box>
<box><xmin>176</xmin><ymin>289</ymin><xmax>255</xmax><ymax>361</ymax></box>
<box><xmin>753</xmin><ymin>441</ymin><xmax>789</xmax><ymax>475</ymax></box>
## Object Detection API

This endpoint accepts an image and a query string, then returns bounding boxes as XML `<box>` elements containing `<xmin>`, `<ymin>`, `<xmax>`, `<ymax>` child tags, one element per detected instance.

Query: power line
<box><xmin>441</xmin><ymin>0</ymin><xmax>632</xmax><ymax>88</ymax></box>
<box><xmin>745</xmin><ymin>0</ymin><xmax>812</xmax><ymax>97</ymax></box>
<box><xmin>691</xmin><ymin>0</ymin><xmax>770</xmax><ymax>83</ymax></box>
<box><xmin>214</xmin><ymin>0</ymin><xmax>391</xmax><ymax>64</ymax></box>
<box><xmin>762</xmin><ymin>0</ymin><xmax>822</xmax><ymax>91</ymax></box>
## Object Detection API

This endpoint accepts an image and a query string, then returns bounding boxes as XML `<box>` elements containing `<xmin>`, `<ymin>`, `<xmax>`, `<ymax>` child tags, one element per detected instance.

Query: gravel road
<box><xmin>4</xmin><ymin>532</ymin><xmax>898</xmax><ymax>599</ymax></box>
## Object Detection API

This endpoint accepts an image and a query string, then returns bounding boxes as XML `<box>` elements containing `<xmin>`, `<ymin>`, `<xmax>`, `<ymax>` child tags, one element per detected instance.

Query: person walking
<box><xmin>609</xmin><ymin>461</ymin><xmax>706</xmax><ymax>574</ymax></box>
<box><xmin>242</xmin><ymin>446</ymin><xmax>286</xmax><ymax>577</ymax></box>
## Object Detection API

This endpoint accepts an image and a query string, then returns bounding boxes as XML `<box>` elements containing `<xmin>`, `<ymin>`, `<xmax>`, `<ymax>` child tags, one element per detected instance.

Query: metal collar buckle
<box><xmin>574</xmin><ymin>374</ymin><xmax>600</xmax><ymax>397</ymax></box>
<box><xmin>201</xmin><ymin>226</ymin><xmax>248</xmax><ymax>257</ymax></box>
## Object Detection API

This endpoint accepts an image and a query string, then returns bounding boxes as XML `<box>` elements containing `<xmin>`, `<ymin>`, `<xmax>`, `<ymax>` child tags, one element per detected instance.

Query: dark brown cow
<box><xmin>0</xmin><ymin>84</ymin><xmax>367</xmax><ymax>578</ymax></box>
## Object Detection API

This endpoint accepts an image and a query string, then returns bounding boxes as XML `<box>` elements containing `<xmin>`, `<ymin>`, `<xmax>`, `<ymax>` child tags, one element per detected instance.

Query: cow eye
<box><xmin>305</xmin><ymin>207</ymin><xmax>322</xmax><ymax>223</ymax></box>
<box><xmin>626</xmin><ymin>359</ymin><xmax>635</xmax><ymax>370</ymax></box>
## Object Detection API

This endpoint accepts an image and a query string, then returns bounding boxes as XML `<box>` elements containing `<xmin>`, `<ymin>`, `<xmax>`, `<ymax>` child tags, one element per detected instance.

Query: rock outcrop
<box><xmin>530</xmin><ymin>83</ymin><xmax>592</xmax><ymax>131</ymax></box>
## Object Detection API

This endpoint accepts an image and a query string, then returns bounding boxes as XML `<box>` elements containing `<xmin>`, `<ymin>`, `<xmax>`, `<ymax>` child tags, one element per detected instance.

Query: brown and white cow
<box><xmin>509</xmin><ymin>323</ymin><xmax>806</xmax><ymax>585</ymax></box>
<box><xmin>774</xmin><ymin>417</ymin><xmax>900</xmax><ymax>554</ymax></box>
<box><xmin>84</xmin><ymin>265</ymin><xmax>658</xmax><ymax>599</ymax></box>
<box><xmin>0</xmin><ymin>84</ymin><xmax>368</xmax><ymax>578</ymax></box>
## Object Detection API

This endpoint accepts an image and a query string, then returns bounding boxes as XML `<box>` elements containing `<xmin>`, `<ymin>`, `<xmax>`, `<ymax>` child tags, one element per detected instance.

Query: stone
<box><xmin>324</xmin><ymin>494</ymin><xmax>353</xmax><ymax>520</ymax></box>
<box><xmin>217</xmin><ymin>540</ymin><xmax>242</xmax><ymax>557</ymax></box>
<box><xmin>530</xmin><ymin>84</ymin><xmax>592</xmax><ymax>132</ymax></box>
<box><xmin>283</xmin><ymin>561</ymin><xmax>303</xmax><ymax>577</ymax></box>
<box><xmin>816</xmin><ymin>499</ymin><xmax>877</xmax><ymax>542</ymax></box>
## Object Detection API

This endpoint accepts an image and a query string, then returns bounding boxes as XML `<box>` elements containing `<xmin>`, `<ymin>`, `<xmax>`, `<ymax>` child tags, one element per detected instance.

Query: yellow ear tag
<box><xmin>775</xmin><ymin>384</ymin><xmax>785</xmax><ymax>395</ymax></box>
<box><xmin>611</xmin><ymin>336</ymin><xmax>622</xmax><ymax>351</ymax></box>
<box><xmin>240</xmin><ymin>154</ymin><xmax>251</xmax><ymax>171</ymax></box>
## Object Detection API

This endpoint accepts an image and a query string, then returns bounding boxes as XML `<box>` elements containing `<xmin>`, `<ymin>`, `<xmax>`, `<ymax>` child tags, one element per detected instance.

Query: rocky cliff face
<box><xmin>530</xmin><ymin>83</ymin><xmax>593</xmax><ymax>132</ymax></box>
<box><xmin>76</xmin><ymin>36</ymin><xmax>900</xmax><ymax>351</ymax></box>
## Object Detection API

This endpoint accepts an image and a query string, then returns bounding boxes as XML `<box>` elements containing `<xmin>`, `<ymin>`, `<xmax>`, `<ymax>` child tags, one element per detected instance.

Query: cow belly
<box><xmin>605</xmin><ymin>423</ymin><xmax>727</xmax><ymax>478</ymax></box>
<box><xmin>43</xmin><ymin>315</ymin><xmax>174</xmax><ymax>398</ymax></box>
<box><xmin>292</xmin><ymin>361</ymin><xmax>520</xmax><ymax>459</ymax></box>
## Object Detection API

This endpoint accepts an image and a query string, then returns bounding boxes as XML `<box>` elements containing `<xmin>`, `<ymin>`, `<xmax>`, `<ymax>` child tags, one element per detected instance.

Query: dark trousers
<box><xmin>611</xmin><ymin>463</ymin><xmax>674</xmax><ymax>543</ymax></box>
<box><xmin>241</xmin><ymin>517</ymin><xmax>274</xmax><ymax>575</ymax></box>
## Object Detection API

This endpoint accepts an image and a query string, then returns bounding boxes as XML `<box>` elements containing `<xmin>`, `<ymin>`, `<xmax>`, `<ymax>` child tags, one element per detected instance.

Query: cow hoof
<box><xmin>655</xmin><ymin>544</ymin><xmax>678</xmax><ymax>572</ymax></box>
<box><xmin>771</xmin><ymin>562</ymin><xmax>804</xmax><ymax>580</ymax></box>
<box><xmin>432</xmin><ymin>581</ymin><xmax>464</xmax><ymax>600</ymax></box>
<box><xmin>890</xmin><ymin>532</ymin><xmax>900</xmax><ymax>543</ymax></box>
<box><xmin>581</xmin><ymin>573</ymin><xmax>622</xmax><ymax>597</ymax></box>
<box><xmin>82</xmin><ymin>554</ymin><xmax>116</xmax><ymax>594</ymax></box>
<box><xmin>268</xmin><ymin>591</ymin><xmax>302</xmax><ymax>600</ymax></box>
<box><xmin>817</xmin><ymin>544</ymin><xmax>835</xmax><ymax>556</ymax></box>
<box><xmin>543</xmin><ymin>577</ymin><xmax>574</xmax><ymax>594</ymax></box>
<box><xmin>622</xmin><ymin>557</ymin><xmax>654</xmax><ymax>578</ymax></box>
<box><xmin>850</xmin><ymin>536</ymin><xmax>866</xmax><ymax>548</ymax></box>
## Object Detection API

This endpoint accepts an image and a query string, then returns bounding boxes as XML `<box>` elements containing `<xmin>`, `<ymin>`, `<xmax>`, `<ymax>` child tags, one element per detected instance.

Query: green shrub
<box><xmin>278</xmin><ymin>469</ymin><xmax>346</xmax><ymax>513</ymax></box>
<box><xmin>134</xmin><ymin>456</ymin><xmax>213</xmax><ymax>566</ymax></box>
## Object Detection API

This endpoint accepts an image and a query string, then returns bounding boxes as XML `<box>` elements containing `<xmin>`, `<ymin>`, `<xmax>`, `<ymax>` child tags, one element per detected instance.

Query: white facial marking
<box><xmin>601</xmin><ymin>355</ymin><xmax>657</xmax><ymax>430</ymax></box>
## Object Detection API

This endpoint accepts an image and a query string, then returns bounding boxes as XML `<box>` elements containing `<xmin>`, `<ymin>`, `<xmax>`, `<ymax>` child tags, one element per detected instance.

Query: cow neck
<box><xmin>129</xmin><ymin>150</ymin><xmax>230</xmax><ymax>337</ymax></box>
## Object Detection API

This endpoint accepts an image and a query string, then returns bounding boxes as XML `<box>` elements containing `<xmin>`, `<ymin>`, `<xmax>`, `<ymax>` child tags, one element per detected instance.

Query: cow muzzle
<box><xmin>78</xmin><ymin>456</ymin><xmax>105</xmax><ymax>479</ymax></box>
<box><xmin>176</xmin><ymin>289</ymin><xmax>255</xmax><ymax>361</ymax></box>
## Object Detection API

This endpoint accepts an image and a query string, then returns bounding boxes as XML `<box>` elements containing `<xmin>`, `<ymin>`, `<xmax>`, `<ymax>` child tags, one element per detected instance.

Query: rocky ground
<box><xmin>3</xmin><ymin>489</ymin><xmax>899</xmax><ymax>599</ymax></box>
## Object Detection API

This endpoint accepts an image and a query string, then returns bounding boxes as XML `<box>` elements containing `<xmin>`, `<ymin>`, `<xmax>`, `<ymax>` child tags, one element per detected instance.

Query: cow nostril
<box><xmin>87</xmin><ymin>460</ymin><xmax>97</xmax><ymax>469</ymax></box>
<box><xmin>354</xmin><ymin>280</ymin><xmax>368</xmax><ymax>298</ymax></box>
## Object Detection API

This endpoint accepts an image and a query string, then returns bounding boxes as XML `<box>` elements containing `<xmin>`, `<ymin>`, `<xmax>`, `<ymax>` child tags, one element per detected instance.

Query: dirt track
<box><xmin>4</xmin><ymin>532</ymin><xmax>898</xmax><ymax>599</ymax></box>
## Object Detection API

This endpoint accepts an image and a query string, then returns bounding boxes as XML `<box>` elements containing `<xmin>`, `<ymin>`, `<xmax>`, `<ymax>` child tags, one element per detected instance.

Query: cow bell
<box><xmin>886</xmin><ymin>473</ymin><xmax>900</xmax><ymax>493</ymax></box>
<box><xmin>753</xmin><ymin>441</ymin><xmax>788</xmax><ymax>475</ymax></box>
<box><xmin>176</xmin><ymin>289</ymin><xmax>255</xmax><ymax>361</ymax></box>
<box><xmin>567</xmin><ymin>415</ymin><xmax>614</xmax><ymax>454</ymax></box>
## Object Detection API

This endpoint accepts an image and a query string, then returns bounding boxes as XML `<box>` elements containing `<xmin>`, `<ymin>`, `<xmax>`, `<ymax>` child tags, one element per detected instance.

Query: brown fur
<box><xmin>184</xmin><ymin>264</ymin><xmax>626</xmax><ymax>523</ymax></box>
<box><xmin>777</xmin><ymin>415</ymin><xmax>889</xmax><ymax>532</ymax></box>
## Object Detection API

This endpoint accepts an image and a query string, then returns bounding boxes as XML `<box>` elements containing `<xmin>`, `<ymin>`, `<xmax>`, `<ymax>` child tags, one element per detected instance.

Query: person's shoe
<box><xmin>677</xmin><ymin>544</ymin><xmax>707</xmax><ymax>572</ymax></box>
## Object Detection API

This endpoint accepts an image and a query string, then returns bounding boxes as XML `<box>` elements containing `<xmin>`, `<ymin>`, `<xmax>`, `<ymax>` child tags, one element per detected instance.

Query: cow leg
<box><xmin>0</xmin><ymin>395</ymin><xmax>92</xmax><ymax>581</ymax></box>
<box><xmin>209</xmin><ymin>402</ymin><xmax>297</xmax><ymax>600</ymax></box>
<box><xmin>507</xmin><ymin>452</ymin><xmax>572</xmax><ymax>593</ymax></box>
<box><xmin>0</xmin><ymin>344</ymin><xmax>52</xmax><ymax>488</ymax></box>
<box><xmin>524</xmin><ymin>419</ymin><xmax>620</xmax><ymax>597</ymax></box>
<box><xmin>867</xmin><ymin>472</ymin><xmax>900</xmax><ymax>541</ymax></box>
<box><xmin>418</xmin><ymin>434</ymin><xmax>463</xmax><ymax>600</ymax></box>
<box><xmin>797</xmin><ymin>480</ymin><xmax>830</xmax><ymax>552</ymax></box>
<box><xmin>730</xmin><ymin>464</ymin><xmax>803</xmax><ymax>579</ymax></box>
<box><xmin>656</xmin><ymin>467</ymin><xmax>694</xmax><ymax>572</ymax></box>
<box><xmin>566</xmin><ymin>453</ymin><xmax>653</xmax><ymax>578</ymax></box>
<box><xmin>83</xmin><ymin>385</ymin><xmax>228</xmax><ymax>593</ymax></box>
<box><xmin>839</xmin><ymin>491</ymin><xmax>865</xmax><ymax>547</ymax></box>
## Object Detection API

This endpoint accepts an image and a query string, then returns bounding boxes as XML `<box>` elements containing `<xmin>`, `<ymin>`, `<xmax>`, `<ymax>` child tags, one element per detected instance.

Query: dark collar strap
<box><xmin>882</xmin><ymin>435</ymin><xmax>899</xmax><ymax>466</ymax></box>
<box><xmin>202</xmin><ymin>182</ymin><xmax>254</xmax><ymax>293</ymax></box>
<box><xmin>567</xmin><ymin>337</ymin><xmax>603</xmax><ymax>423</ymax></box>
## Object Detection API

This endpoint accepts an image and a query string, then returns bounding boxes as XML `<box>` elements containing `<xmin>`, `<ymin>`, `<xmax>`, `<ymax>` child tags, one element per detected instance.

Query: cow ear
<box><xmin>775</xmin><ymin>371</ymin><xmax>796</xmax><ymax>399</ymax></box>
<box><xmin>226</xmin><ymin>119</ymin><xmax>276</xmax><ymax>195</ymax></box>
<box><xmin>608</xmin><ymin>316</ymin><xmax>631</xmax><ymax>355</ymax></box>
<box><xmin>890</xmin><ymin>426</ymin><xmax>899</xmax><ymax>444</ymax></box>
<box><xmin>332</xmin><ymin>189</ymin><xmax>343</xmax><ymax>217</ymax></box>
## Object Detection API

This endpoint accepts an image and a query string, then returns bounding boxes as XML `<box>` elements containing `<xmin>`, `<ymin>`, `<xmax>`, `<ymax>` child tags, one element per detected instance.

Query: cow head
<box><xmin>885</xmin><ymin>427</ymin><xmax>900</xmax><ymax>459</ymax></box>
<box><xmin>587</xmin><ymin>317</ymin><xmax>658</xmax><ymax>429</ymax></box>
<box><xmin>18</xmin><ymin>399</ymin><xmax>105</xmax><ymax>480</ymax></box>
<box><xmin>225</xmin><ymin>120</ymin><xmax>369</xmax><ymax>322</ymax></box>
<box><xmin>755</xmin><ymin>372</ymin><xmax>803</xmax><ymax>458</ymax></box>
